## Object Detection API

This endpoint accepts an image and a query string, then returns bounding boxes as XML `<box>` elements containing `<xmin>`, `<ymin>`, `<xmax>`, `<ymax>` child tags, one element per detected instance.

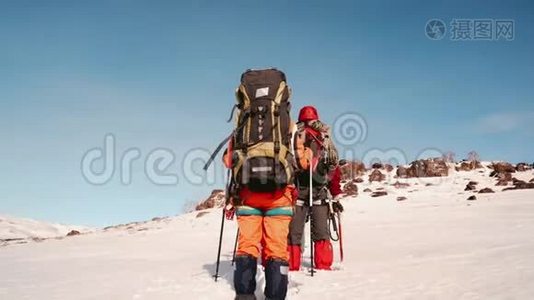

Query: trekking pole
<box><xmin>309</xmin><ymin>151</ymin><xmax>315</xmax><ymax>277</ymax></box>
<box><xmin>337</xmin><ymin>212</ymin><xmax>344</xmax><ymax>263</ymax></box>
<box><xmin>213</xmin><ymin>169</ymin><xmax>231</xmax><ymax>282</ymax></box>
<box><xmin>326</xmin><ymin>192</ymin><xmax>344</xmax><ymax>266</ymax></box>
<box><xmin>213</xmin><ymin>207</ymin><xmax>225</xmax><ymax>282</ymax></box>
<box><xmin>231</xmin><ymin>228</ymin><xmax>239</xmax><ymax>266</ymax></box>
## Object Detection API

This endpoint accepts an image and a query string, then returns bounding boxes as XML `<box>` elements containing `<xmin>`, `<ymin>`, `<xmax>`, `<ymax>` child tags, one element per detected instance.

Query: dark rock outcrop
<box><xmin>464</xmin><ymin>183</ymin><xmax>477</xmax><ymax>191</ymax></box>
<box><xmin>371</xmin><ymin>162</ymin><xmax>383</xmax><ymax>169</ymax></box>
<box><xmin>455</xmin><ymin>160</ymin><xmax>483</xmax><ymax>171</ymax></box>
<box><xmin>496</xmin><ymin>172</ymin><xmax>513</xmax><ymax>182</ymax></box>
<box><xmin>495</xmin><ymin>179</ymin><xmax>509</xmax><ymax>186</ymax></box>
<box><xmin>514</xmin><ymin>182</ymin><xmax>534</xmax><ymax>190</ymax></box>
<box><xmin>516</xmin><ymin>162</ymin><xmax>531</xmax><ymax>172</ymax></box>
<box><xmin>512</xmin><ymin>178</ymin><xmax>526</xmax><ymax>185</ymax></box>
<box><xmin>340</xmin><ymin>161</ymin><xmax>367</xmax><ymax>181</ymax></box>
<box><xmin>467</xmin><ymin>195</ymin><xmax>477</xmax><ymax>201</ymax></box>
<box><xmin>490</xmin><ymin>163</ymin><xmax>515</xmax><ymax>187</ymax></box>
<box><xmin>406</xmin><ymin>158</ymin><xmax>449</xmax><ymax>178</ymax></box>
<box><xmin>195</xmin><ymin>189</ymin><xmax>225</xmax><ymax>211</ymax></box>
<box><xmin>490</xmin><ymin>162</ymin><xmax>515</xmax><ymax>174</ymax></box>
<box><xmin>66</xmin><ymin>230</ymin><xmax>81</xmax><ymax>237</ymax></box>
<box><xmin>343</xmin><ymin>181</ymin><xmax>358</xmax><ymax>196</ymax></box>
<box><xmin>504</xmin><ymin>180</ymin><xmax>534</xmax><ymax>191</ymax></box>
<box><xmin>396</xmin><ymin>166</ymin><xmax>408</xmax><ymax>178</ymax></box>
<box><xmin>492</xmin><ymin>172</ymin><xmax>513</xmax><ymax>187</ymax></box>
<box><xmin>371</xmin><ymin>191</ymin><xmax>388</xmax><ymax>197</ymax></box>
<box><xmin>369</xmin><ymin>169</ymin><xmax>385</xmax><ymax>182</ymax></box>
<box><xmin>478</xmin><ymin>188</ymin><xmax>495</xmax><ymax>194</ymax></box>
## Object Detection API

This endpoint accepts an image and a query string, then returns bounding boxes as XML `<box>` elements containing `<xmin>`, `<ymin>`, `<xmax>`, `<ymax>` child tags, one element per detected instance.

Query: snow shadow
<box><xmin>202</xmin><ymin>253</ymin><xmax>235</xmax><ymax>286</ymax></box>
<box><xmin>202</xmin><ymin>254</ymin><xmax>266</xmax><ymax>299</ymax></box>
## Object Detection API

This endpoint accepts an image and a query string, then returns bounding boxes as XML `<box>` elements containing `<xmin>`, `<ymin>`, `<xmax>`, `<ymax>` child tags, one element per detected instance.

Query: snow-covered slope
<box><xmin>0</xmin><ymin>215</ymin><xmax>90</xmax><ymax>242</ymax></box>
<box><xmin>1</xmin><ymin>168</ymin><xmax>534</xmax><ymax>299</ymax></box>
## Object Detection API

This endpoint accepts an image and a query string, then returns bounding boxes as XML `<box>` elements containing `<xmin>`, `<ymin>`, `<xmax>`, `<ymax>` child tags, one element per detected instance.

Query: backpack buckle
<box><xmin>273</xmin><ymin>104</ymin><xmax>280</xmax><ymax>117</ymax></box>
<box><xmin>274</xmin><ymin>141</ymin><xmax>281</xmax><ymax>153</ymax></box>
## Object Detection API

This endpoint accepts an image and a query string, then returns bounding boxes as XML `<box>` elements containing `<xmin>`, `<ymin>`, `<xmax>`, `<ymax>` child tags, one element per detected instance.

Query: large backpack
<box><xmin>294</xmin><ymin>121</ymin><xmax>338</xmax><ymax>191</ymax></box>
<box><xmin>230</xmin><ymin>68</ymin><xmax>294</xmax><ymax>192</ymax></box>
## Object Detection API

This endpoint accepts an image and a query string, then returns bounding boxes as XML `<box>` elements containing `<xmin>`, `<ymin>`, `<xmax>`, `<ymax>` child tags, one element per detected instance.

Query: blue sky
<box><xmin>1</xmin><ymin>0</ymin><xmax>533</xmax><ymax>226</ymax></box>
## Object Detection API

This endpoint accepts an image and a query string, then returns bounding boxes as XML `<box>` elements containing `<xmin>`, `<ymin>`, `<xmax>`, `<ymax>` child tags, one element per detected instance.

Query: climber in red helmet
<box><xmin>288</xmin><ymin>105</ymin><xmax>344</xmax><ymax>271</ymax></box>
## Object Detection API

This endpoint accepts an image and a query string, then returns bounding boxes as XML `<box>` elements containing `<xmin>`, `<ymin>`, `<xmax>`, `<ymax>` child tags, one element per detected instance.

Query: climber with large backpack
<box><xmin>207</xmin><ymin>68</ymin><xmax>296</xmax><ymax>300</ymax></box>
<box><xmin>288</xmin><ymin>106</ymin><xmax>344</xmax><ymax>272</ymax></box>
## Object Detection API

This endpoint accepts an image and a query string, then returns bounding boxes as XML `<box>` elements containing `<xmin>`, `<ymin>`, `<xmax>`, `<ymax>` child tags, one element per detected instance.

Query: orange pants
<box><xmin>237</xmin><ymin>215</ymin><xmax>291</xmax><ymax>261</ymax></box>
<box><xmin>236</xmin><ymin>186</ymin><xmax>294</xmax><ymax>261</ymax></box>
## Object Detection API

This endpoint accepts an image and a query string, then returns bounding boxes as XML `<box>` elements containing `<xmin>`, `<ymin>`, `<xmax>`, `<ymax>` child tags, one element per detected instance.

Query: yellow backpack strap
<box><xmin>235</xmin><ymin>84</ymin><xmax>253</xmax><ymax>144</ymax></box>
<box><xmin>271</xmin><ymin>81</ymin><xmax>288</xmax><ymax>180</ymax></box>
<box><xmin>273</xmin><ymin>81</ymin><xmax>287</xmax><ymax>105</ymax></box>
<box><xmin>236</xmin><ymin>84</ymin><xmax>252</xmax><ymax>109</ymax></box>
<box><xmin>272</xmin><ymin>81</ymin><xmax>289</xmax><ymax>148</ymax></box>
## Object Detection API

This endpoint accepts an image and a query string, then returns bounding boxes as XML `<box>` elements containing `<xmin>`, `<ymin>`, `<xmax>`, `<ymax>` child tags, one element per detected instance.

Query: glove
<box><xmin>308</xmin><ymin>120</ymin><xmax>326</xmax><ymax>132</ymax></box>
<box><xmin>332</xmin><ymin>195</ymin><xmax>344</xmax><ymax>213</ymax></box>
<box><xmin>224</xmin><ymin>204</ymin><xmax>236</xmax><ymax>220</ymax></box>
<box><xmin>332</xmin><ymin>201</ymin><xmax>344</xmax><ymax>213</ymax></box>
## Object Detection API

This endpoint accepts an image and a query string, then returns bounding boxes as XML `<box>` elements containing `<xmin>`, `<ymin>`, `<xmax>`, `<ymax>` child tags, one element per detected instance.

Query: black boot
<box><xmin>234</xmin><ymin>254</ymin><xmax>257</xmax><ymax>298</ymax></box>
<box><xmin>264</xmin><ymin>258</ymin><xmax>289</xmax><ymax>300</ymax></box>
<box><xmin>235</xmin><ymin>294</ymin><xmax>256</xmax><ymax>300</ymax></box>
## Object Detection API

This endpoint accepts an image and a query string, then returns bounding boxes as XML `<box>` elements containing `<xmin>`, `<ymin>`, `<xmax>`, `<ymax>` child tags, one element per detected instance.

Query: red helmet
<box><xmin>298</xmin><ymin>106</ymin><xmax>319</xmax><ymax>122</ymax></box>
